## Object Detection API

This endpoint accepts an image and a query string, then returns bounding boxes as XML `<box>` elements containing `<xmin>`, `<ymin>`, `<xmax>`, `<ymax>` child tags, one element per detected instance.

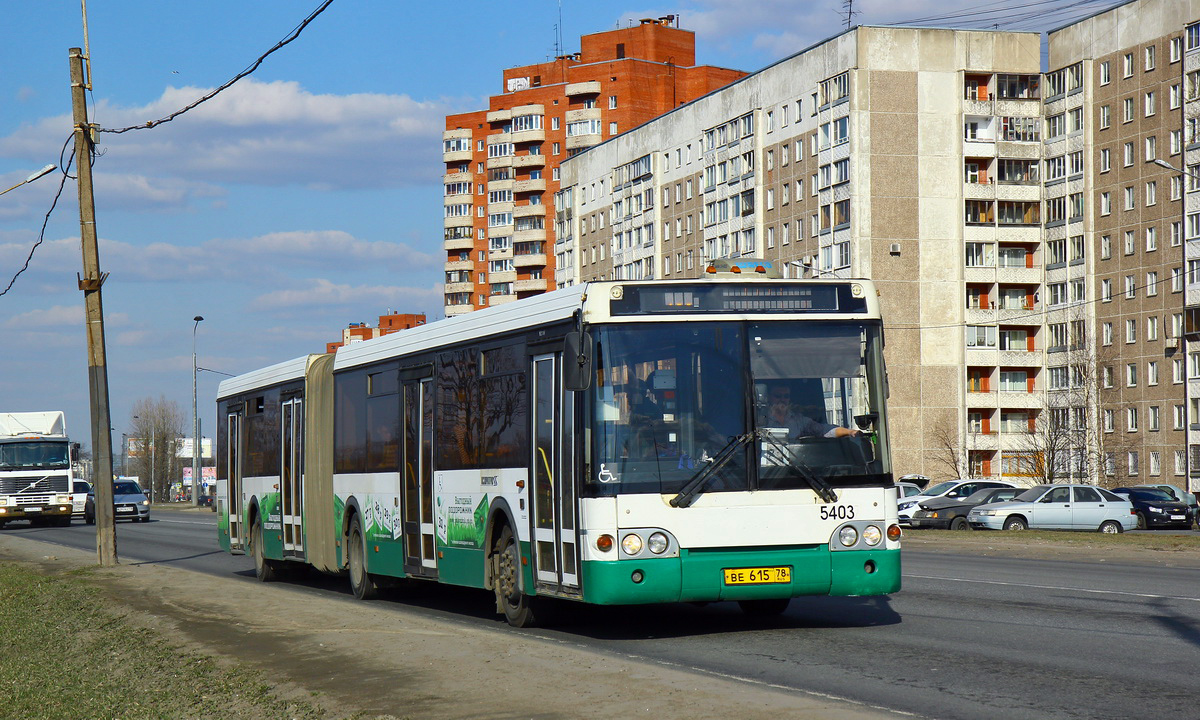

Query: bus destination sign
<box><xmin>610</xmin><ymin>283</ymin><xmax>867</xmax><ymax>316</ymax></box>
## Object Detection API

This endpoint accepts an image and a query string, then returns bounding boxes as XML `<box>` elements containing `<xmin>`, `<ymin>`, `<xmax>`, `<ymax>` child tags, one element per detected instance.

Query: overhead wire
<box><xmin>1</xmin><ymin>0</ymin><xmax>334</xmax><ymax>299</ymax></box>
<box><xmin>96</xmin><ymin>0</ymin><xmax>335</xmax><ymax>135</ymax></box>
<box><xmin>0</xmin><ymin>136</ymin><xmax>76</xmax><ymax>298</ymax></box>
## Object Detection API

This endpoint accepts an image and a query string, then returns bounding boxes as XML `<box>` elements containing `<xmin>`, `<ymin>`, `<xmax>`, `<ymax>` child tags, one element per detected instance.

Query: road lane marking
<box><xmin>906</xmin><ymin>573</ymin><xmax>1200</xmax><ymax>603</ymax></box>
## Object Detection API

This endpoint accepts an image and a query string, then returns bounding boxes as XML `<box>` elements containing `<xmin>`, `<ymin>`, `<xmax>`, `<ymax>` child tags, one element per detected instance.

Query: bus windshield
<box><xmin>586</xmin><ymin>321</ymin><xmax>889</xmax><ymax>496</ymax></box>
<box><xmin>0</xmin><ymin>441</ymin><xmax>70</xmax><ymax>470</ymax></box>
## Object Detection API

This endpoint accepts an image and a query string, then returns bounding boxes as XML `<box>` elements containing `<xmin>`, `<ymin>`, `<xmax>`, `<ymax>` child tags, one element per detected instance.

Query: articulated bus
<box><xmin>216</xmin><ymin>273</ymin><xmax>900</xmax><ymax>626</ymax></box>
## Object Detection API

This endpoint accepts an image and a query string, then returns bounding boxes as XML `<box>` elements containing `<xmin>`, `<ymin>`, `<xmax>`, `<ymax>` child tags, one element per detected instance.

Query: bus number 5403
<box><xmin>820</xmin><ymin>505</ymin><xmax>855</xmax><ymax>520</ymax></box>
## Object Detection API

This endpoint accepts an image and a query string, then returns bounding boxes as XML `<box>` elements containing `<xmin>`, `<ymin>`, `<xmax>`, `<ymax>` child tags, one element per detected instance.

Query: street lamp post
<box><xmin>192</xmin><ymin>316</ymin><xmax>203</xmax><ymax>507</ymax></box>
<box><xmin>0</xmin><ymin>164</ymin><xmax>56</xmax><ymax>197</ymax></box>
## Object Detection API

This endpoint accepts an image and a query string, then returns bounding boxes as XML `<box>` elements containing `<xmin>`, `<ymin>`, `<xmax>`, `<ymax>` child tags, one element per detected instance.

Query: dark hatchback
<box><xmin>909</xmin><ymin>486</ymin><xmax>1024</xmax><ymax>530</ymax></box>
<box><xmin>1111</xmin><ymin>487</ymin><xmax>1192</xmax><ymax>530</ymax></box>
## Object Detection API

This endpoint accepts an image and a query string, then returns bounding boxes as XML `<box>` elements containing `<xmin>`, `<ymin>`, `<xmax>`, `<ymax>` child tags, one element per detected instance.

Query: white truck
<box><xmin>0</xmin><ymin>412</ymin><xmax>78</xmax><ymax>527</ymax></box>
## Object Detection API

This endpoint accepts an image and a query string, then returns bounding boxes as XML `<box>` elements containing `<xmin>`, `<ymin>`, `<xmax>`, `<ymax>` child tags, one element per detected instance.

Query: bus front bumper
<box><xmin>579</xmin><ymin>545</ymin><xmax>900</xmax><ymax>605</ymax></box>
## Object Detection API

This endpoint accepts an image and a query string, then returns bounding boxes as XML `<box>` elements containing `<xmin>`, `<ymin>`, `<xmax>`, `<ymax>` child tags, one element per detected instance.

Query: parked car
<box><xmin>84</xmin><ymin>480</ymin><xmax>150</xmax><ymax>524</ymax></box>
<box><xmin>898</xmin><ymin>479</ymin><xmax>1017</xmax><ymax>525</ymax></box>
<box><xmin>967</xmin><ymin>484</ymin><xmax>1135</xmax><ymax>533</ymax></box>
<box><xmin>1110</xmin><ymin>487</ymin><xmax>1191</xmax><ymax>530</ymax></box>
<box><xmin>896</xmin><ymin>481</ymin><xmax>924</xmax><ymax>501</ymax></box>
<box><xmin>1131</xmin><ymin>484</ymin><xmax>1197</xmax><ymax>525</ymax></box>
<box><xmin>909</xmin><ymin>486</ymin><xmax>1024</xmax><ymax>530</ymax></box>
<box><xmin>71</xmin><ymin>480</ymin><xmax>91</xmax><ymax>517</ymax></box>
<box><xmin>898</xmin><ymin>474</ymin><xmax>931</xmax><ymax>490</ymax></box>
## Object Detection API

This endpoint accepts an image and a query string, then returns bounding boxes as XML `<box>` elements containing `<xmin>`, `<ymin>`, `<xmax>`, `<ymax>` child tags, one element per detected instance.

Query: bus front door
<box><xmin>280</xmin><ymin>397</ymin><xmax>304</xmax><ymax>559</ymax></box>
<box><xmin>403</xmin><ymin>377</ymin><xmax>437</xmax><ymax>578</ymax></box>
<box><xmin>227</xmin><ymin>410</ymin><xmax>245</xmax><ymax>551</ymax></box>
<box><xmin>531</xmin><ymin>353</ymin><xmax>580</xmax><ymax>595</ymax></box>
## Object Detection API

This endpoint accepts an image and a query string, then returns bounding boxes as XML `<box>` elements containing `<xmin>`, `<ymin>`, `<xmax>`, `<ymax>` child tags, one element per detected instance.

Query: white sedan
<box><xmin>968</xmin><ymin>484</ymin><xmax>1136</xmax><ymax>533</ymax></box>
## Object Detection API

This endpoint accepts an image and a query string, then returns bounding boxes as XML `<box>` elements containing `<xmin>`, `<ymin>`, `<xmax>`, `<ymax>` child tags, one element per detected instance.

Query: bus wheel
<box><xmin>494</xmin><ymin>526</ymin><xmax>537</xmax><ymax>628</ymax></box>
<box><xmin>252</xmin><ymin>517</ymin><xmax>277</xmax><ymax>582</ymax></box>
<box><xmin>738</xmin><ymin>598</ymin><xmax>791</xmax><ymax>617</ymax></box>
<box><xmin>348</xmin><ymin>516</ymin><xmax>378</xmax><ymax>601</ymax></box>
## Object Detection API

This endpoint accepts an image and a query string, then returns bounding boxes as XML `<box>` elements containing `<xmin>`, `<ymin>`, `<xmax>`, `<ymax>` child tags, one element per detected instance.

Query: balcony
<box><xmin>565</xmin><ymin>81</ymin><xmax>601</xmax><ymax>96</ymax></box>
<box><xmin>445</xmin><ymin>259</ymin><xmax>473</xmax><ymax>272</ymax></box>
<box><xmin>444</xmin><ymin>237</ymin><xmax>474</xmax><ymax>251</ymax></box>
<box><xmin>487</xmin><ymin>155</ymin><xmax>514</xmax><ymax>169</ymax></box>
<box><xmin>566</xmin><ymin>133</ymin><xmax>601</xmax><ymax>151</ymax></box>
<box><xmin>514</xmin><ymin>203</ymin><xmax>547</xmax><ymax>218</ymax></box>
<box><xmin>511</xmin><ymin>128</ymin><xmax>546</xmax><ymax>144</ymax></box>
<box><xmin>514</xmin><ymin>178</ymin><xmax>547</xmax><ymax>193</ymax></box>
<box><xmin>444</xmin><ymin>281</ymin><xmax>474</xmax><ymax>294</ymax></box>
<box><xmin>516</xmin><ymin>278</ymin><xmax>550</xmax><ymax>292</ymax></box>
<box><xmin>444</xmin><ymin>215</ymin><xmax>472</xmax><ymax>229</ymax></box>
<box><xmin>490</xmin><ymin>270</ymin><xmax>517</xmax><ymax>283</ymax></box>
<box><xmin>512</xmin><ymin>154</ymin><xmax>546</xmax><ymax>168</ymax></box>
<box><xmin>565</xmin><ymin>108</ymin><xmax>601</xmax><ymax>123</ymax></box>
<box><xmin>444</xmin><ymin>150</ymin><xmax>472</xmax><ymax>164</ymax></box>
<box><xmin>445</xmin><ymin>304</ymin><xmax>474</xmax><ymax>317</ymax></box>
<box><xmin>513</xmin><ymin>253</ymin><xmax>547</xmax><ymax>268</ymax></box>
<box><xmin>487</xmin><ymin>109</ymin><xmax>512</xmax><ymax>123</ymax></box>
<box><xmin>443</xmin><ymin>171</ymin><xmax>472</xmax><ymax>184</ymax></box>
<box><xmin>514</xmin><ymin>227</ymin><xmax>547</xmax><ymax>243</ymax></box>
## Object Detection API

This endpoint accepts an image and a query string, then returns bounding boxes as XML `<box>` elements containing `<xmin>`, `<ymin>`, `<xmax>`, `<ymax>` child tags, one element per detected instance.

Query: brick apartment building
<box><xmin>441</xmin><ymin>17</ymin><xmax>746</xmax><ymax>316</ymax></box>
<box><xmin>326</xmin><ymin>312</ymin><xmax>426</xmax><ymax>353</ymax></box>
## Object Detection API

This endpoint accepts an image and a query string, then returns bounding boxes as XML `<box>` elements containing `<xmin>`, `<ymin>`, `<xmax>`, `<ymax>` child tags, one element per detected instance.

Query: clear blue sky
<box><xmin>0</xmin><ymin>0</ymin><xmax>1114</xmax><ymax>454</ymax></box>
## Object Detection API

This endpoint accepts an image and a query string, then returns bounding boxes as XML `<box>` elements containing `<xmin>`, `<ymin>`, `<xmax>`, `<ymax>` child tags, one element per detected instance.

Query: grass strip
<box><xmin>0</xmin><ymin>562</ymin><xmax>329</xmax><ymax>720</ymax></box>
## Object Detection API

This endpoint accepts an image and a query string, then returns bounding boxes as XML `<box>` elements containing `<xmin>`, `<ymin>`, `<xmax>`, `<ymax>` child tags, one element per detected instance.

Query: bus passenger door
<box><xmin>403</xmin><ymin>377</ymin><xmax>437</xmax><ymax>577</ymax></box>
<box><xmin>227</xmin><ymin>410</ymin><xmax>245</xmax><ymax>551</ymax></box>
<box><xmin>280</xmin><ymin>397</ymin><xmax>304</xmax><ymax>558</ymax></box>
<box><xmin>531</xmin><ymin>353</ymin><xmax>580</xmax><ymax>594</ymax></box>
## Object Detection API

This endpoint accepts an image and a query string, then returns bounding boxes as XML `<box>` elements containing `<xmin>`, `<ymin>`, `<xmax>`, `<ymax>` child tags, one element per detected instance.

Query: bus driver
<box><xmin>765</xmin><ymin>384</ymin><xmax>860</xmax><ymax>439</ymax></box>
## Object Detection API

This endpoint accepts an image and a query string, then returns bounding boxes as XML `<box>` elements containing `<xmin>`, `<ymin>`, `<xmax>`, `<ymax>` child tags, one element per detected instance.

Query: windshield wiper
<box><xmin>757</xmin><ymin>429</ymin><xmax>838</xmax><ymax>503</ymax></box>
<box><xmin>670</xmin><ymin>433</ymin><xmax>753</xmax><ymax>508</ymax></box>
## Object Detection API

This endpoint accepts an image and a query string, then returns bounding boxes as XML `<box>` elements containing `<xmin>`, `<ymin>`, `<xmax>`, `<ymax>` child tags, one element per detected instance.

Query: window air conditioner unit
<box><xmin>889</xmin><ymin>243</ymin><xmax>902</xmax><ymax>255</ymax></box>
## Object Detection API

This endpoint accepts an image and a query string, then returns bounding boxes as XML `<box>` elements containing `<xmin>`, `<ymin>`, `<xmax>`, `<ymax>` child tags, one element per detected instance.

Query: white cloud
<box><xmin>250</xmin><ymin>278</ymin><xmax>442</xmax><ymax>312</ymax></box>
<box><xmin>0</xmin><ymin>78</ymin><xmax>456</xmax><ymax>192</ymax></box>
<box><xmin>2</xmin><ymin>303</ymin><xmax>83</xmax><ymax>328</ymax></box>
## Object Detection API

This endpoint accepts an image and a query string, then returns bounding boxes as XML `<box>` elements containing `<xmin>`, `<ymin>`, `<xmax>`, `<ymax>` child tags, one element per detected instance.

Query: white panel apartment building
<box><xmin>555</xmin><ymin>26</ymin><xmax>1043</xmax><ymax>480</ymax></box>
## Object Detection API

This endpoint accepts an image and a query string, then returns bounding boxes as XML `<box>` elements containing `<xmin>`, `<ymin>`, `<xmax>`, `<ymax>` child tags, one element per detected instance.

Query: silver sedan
<box><xmin>968</xmin><ymin>484</ymin><xmax>1135</xmax><ymax>533</ymax></box>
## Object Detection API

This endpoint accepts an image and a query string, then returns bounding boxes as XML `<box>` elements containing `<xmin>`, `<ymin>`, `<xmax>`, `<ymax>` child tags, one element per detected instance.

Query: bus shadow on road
<box><xmin>229</xmin><ymin>567</ymin><xmax>901</xmax><ymax>638</ymax></box>
<box><xmin>551</xmin><ymin>595</ymin><xmax>901</xmax><ymax>640</ymax></box>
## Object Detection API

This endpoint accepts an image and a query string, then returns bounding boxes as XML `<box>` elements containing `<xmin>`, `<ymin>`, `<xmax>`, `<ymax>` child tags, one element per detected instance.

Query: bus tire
<box><xmin>494</xmin><ymin>525</ymin><xmax>537</xmax><ymax>628</ymax></box>
<box><xmin>252</xmin><ymin>516</ymin><xmax>277</xmax><ymax>582</ymax></box>
<box><xmin>348</xmin><ymin>516</ymin><xmax>378</xmax><ymax>601</ymax></box>
<box><xmin>738</xmin><ymin>598</ymin><xmax>791</xmax><ymax>617</ymax></box>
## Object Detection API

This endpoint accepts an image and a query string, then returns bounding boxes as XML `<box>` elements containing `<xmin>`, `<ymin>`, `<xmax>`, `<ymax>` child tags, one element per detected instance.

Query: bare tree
<box><xmin>930</xmin><ymin>415</ymin><xmax>966</xmax><ymax>481</ymax></box>
<box><xmin>128</xmin><ymin>396</ymin><xmax>185</xmax><ymax>503</ymax></box>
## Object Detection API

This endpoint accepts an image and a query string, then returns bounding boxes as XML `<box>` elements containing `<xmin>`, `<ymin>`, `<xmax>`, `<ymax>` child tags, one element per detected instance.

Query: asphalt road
<box><xmin>8</xmin><ymin>509</ymin><xmax>1200</xmax><ymax>720</ymax></box>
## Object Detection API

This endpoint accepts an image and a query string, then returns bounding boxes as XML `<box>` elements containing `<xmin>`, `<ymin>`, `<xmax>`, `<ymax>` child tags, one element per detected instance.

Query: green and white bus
<box><xmin>216</xmin><ymin>273</ymin><xmax>900</xmax><ymax>626</ymax></box>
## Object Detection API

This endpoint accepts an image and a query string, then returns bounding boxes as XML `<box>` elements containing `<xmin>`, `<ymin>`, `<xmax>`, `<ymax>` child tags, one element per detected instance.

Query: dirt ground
<box><xmin>0</xmin><ymin>533</ymin><xmax>908</xmax><ymax>720</ymax></box>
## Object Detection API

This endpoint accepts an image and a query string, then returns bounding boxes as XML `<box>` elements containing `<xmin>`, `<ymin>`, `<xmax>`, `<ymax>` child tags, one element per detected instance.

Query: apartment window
<box><xmin>1102</xmin><ymin>322</ymin><xmax>1113</xmax><ymax>346</ymax></box>
<box><xmin>1148</xmin><ymin>360</ymin><xmax>1160</xmax><ymax>385</ymax></box>
<box><xmin>1123</xmin><ymin>142</ymin><xmax>1134</xmax><ymax>167</ymax></box>
<box><xmin>1101</xmin><ymin>279</ymin><xmax>1112</xmax><ymax>302</ymax></box>
<box><xmin>1123</xmin><ymin>52</ymin><xmax>1133</xmax><ymax>77</ymax></box>
<box><xmin>1124</xmin><ymin>186</ymin><xmax>1135</xmax><ymax>211</ymax></box>
<box><xmin>1172</xmin><ymin>222</ymin><xmax>1183</xmax><ymax>247</ymax></box>
<box><xmin>1128</xmin><ymin>452</ymin><xmax>1139</xmax><ymax>477</ymax></box>
<box><xmin>1171</xmin><ymin>36</ymin><xmax>1183</xmax><ymax>62</ymax></box>
<box><xmin>1127</xmin><ymin>408</ymin><xmax>1139</xmax><ymax>433</ymax></box>
<box><xmin>1145</xmin><ymin>136</ymin><xmax>1156</xmax><ymax>162</ymax></box>
<box><xmin>1102</xmin><ymin>366</ymin><xmax>1114</xmax><ymax>388</ymax></box>
<box><xmin>1101</xmin><ymin>234</ymin><xmax>1111</xmax><ymax>259</ymax></box>
<box><xmin>1099</xmin><ymin>105</ymin><xmax>1110</xmax><ymax>129</ymax></box>
<box><xmin>1100</xmin><ymin>192</ymin><xmax>1111</xmax><ymax>215</ymax></box>
<box><xmin>1103</xmin><ymin>409</ymin><xmax>1115</xmax><ymax>433</ymax></box>
<box><xmin>1173</xmin><ymin>266</ymin><xmax>1185</xmax><ymax>293</ymax></box>
<box><xmin>608</xmin><ymin>96</ymin><xmax>617</xmax><ymax>109</ymax></box>
<box><xmin>1126</xmin><ymin>319</ymin><xmax>1137</xmax><ymax>343</ymax></box>
<box><xmin>1175</xmin><ymin>359</ymin><xmax>1185</xmax><ymax>385</ymax></box>
<box><xmin>1123</xmin><ymin>97</ymin><xmax>1134</xmax><ymax>123</ymax></box>
<box><xmin>1145</xmin><ymin>91</ymin><xmax>1156</xmax><ymax>117</ymax></box>
<box><xmin>1100</xmin><ymin>61</ymin><xmax>1111</xmax><ymax>84</ymax></box>
<box><xmin>1145</xmin><ymin>45</ymin><xmax>1156</xmax><ymax>71</ymax></box>
<box><xmin>1171</xmin><ymin>84</ymin><xmax>1182</xmax><ymax>110</ymax></box>
<box><xmin>1146</xmin><ymin>227</ymin><xmax>1158</xmax><ymax>252</ymax></box>
<box><xmin>1125</xmin><ymin>275</ymin><xmax>1136</xmax><ymax>299</ymax></box>
<box><xmin>1175</xmin><ymin>406</ymin><xmax>1187</xmax><ymax>431</ymax></box>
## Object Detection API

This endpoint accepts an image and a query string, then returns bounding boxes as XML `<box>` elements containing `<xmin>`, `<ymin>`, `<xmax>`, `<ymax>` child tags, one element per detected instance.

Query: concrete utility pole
<box><xmin>192</xmin><ymin>315</ymin><xmax>203</xmax><ymax>507</ymax></box>
<box><xmin>70</xmin><ymin>46</ymin><xmax>117</xmax><ymax>566</ymax></box>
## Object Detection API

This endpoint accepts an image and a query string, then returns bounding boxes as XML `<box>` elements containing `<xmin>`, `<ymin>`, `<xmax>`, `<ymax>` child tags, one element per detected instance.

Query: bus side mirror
<box><xmin>564</xmin><ymin>331</ymin><xmax>592</xmax><ymax>391</ymax></box>
<box><xmin>854</xmin><ymin>413</ymin><xmax>878</xmax><ymax>431</ymax></box>
<box><xmin>70</xmin><ymin>442</ymin><xmax>80</xmax><ymax>462</ymax></box>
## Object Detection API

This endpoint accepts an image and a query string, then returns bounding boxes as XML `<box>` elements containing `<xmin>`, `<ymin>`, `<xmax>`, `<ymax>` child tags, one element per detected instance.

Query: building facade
<box><xmin>544</xmin><ymin>1</ymin><xmax>1200</xmax><ymax>492</ymax></box>
<box><xmin>556</xmin><ymin>25</ymin><xmax>1043</xmax><ymax>480</ymax></box>
<box><xmin>1047</xmin><ymin>0</ymin><xmax>1200</xmax><ymax>487</ymax></box>
<box><xmin>441</xmin><ymin>17</ymin><xmax>745</xmax><ymax>316</ymax></box>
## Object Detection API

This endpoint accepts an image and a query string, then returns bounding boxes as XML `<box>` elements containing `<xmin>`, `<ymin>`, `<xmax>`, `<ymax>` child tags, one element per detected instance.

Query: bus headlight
<box><xmin>647</xmin><ymin>532</ymin><xmax>669</xmax><ymax>554</ymax></box>
<box><xmin>621</xmin><ymin>533</ymin><xmax>643</xmax><ymax>555</ymax></box>
<box><xmin>838</xmin><ymin>526</ymin><xmax>859</xmax><ymax>547</ymax></box>
<box><xmin>862</xmin><ymin>525</ymin><xmax>883</xmax><ymax>546</ymax></box>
